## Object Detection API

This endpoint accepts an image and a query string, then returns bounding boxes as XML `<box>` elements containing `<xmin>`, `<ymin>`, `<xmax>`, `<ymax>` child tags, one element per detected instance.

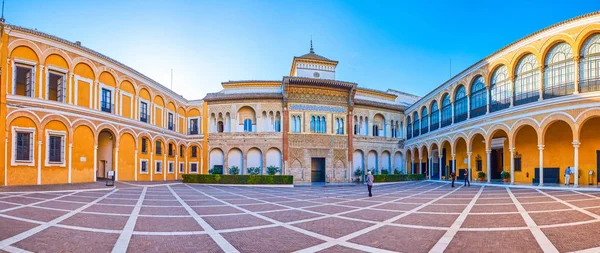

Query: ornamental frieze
<box><xmin>289</xmin><ymin>104</ymin><xmax>346</xmax><ymax>113</ymax></box>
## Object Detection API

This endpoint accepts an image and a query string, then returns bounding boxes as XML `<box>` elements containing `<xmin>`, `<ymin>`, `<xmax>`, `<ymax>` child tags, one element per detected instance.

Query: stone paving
<box><xmin>2</xmin><ymin>181</ymin><xmax>600</xmax><ymax>252</ymax></box>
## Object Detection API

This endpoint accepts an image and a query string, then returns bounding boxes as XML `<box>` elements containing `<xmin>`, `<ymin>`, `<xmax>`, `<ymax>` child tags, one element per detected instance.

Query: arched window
<box><xmin>354</xmin><ymin>116</ymin><xmax>359</xmax><ymax>135</ymax></box>
<box><xmin>391</xmin><ymin>120</ymin><xmax>396</xmax><ymax>138</ymax></box>
<box><xmin>420</xmin><ymin>107</ymin><xmax>428</xmax><ymax>134</ymax></box>
<box><xmin>430</xmin><ymin>101</ymin><xmax>439</xmax><ymax>131</ymax></box>
<box><xmin>440</xmin><ymin>94</ymin><xmax>452</xmax><ymax>127</ymax></box>
<box><xmin>291</xmin><ymin>116</ymin><xmax>296</xmax><ymax>132</ymax></box>
<box><xmin>412</xmin><ymin>112</ymin><xmax>419</xmax><ymax>137</ymax></box>
<box><xmin>296</xmin><ymin>116</ymin><xmax>302</xmax><ymax>133</ymax></box>
<box><xmin>580</xmin><ymin>34</ymin><xmax>600</xmax><ymax>92</ymax></box>
<box><xmin>514</xmin><ymin>54</ymin><xmax>540</xmax><ymax>105</ymax></box>
<box><xmin>217</xmin><ymin>121</ymin><xmax>224</xmax><ymax>133</ymax></box>
<box><xmin>490</xmin><ymin>65</ymin><xmax>511</xmax><ymax>112</ymax></box>
<box><xmin>373</xmin><ymin>124</ymin><xmax>379</xmax><ymax>136</ymax></box>
<box><xmin>454</xmin><ymin>86</ymin><xmax>467</xmax><ymax>123</ymax></box>
<box><xmin>544</xmin><ymin>42</ymin><xmax>574</xmax><ymax>98</ymax></box>
<box><xmin>470</xmin><ymin>77</ymin><xmax>487</xmax><ymax>118</ymax></box>
<box><xmin>406</xmin><ymin>116</ymin><xmax>412</xmax><ymax>139</ymax></box>
<box><xmin>310</xmin><ymin>116</ymin><xmax>315</xmax><ymax>133</ymax></box>
<box><xmin>321</xmin><ymin>117</ymin><xmax>326</xmax><ymax>133</ymax></box>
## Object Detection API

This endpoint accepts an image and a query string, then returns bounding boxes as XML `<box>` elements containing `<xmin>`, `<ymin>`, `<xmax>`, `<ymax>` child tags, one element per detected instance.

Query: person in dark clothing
<box><xmin>464</xmin><ymin>169</ymin><xmax>470</xmax><ymax>187</ymax></box>
<box><xmin>451</xmin><ymin>170</ymin><xmax>456</xmax><ymax>187</ymax></box>
<box><xmin>366</xmin><ymin>170</ymin><xmax>374</xmax><ymax>197</ymax></box>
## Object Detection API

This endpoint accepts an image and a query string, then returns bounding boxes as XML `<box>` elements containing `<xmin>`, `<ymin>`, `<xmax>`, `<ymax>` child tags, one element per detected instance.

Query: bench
<box><xmin>533</xmin><ymin>167</ymin><xmax>560</xmax><ymax>184</ymax></box>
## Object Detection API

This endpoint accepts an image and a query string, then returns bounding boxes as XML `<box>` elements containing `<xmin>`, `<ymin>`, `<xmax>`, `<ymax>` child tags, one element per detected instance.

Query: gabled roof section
<box><xmin>295</xmin><ymin>51</ymin><xmax>338</xmax><ymax>63</ymax></box>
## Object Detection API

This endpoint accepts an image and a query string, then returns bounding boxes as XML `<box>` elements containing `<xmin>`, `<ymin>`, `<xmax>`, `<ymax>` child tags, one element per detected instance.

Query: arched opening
<box><xmin>420</xmin><ymin>107</ymin><xmax>429</xmax><ymax>134</ymax></box>
<box><xmin>97</xmin><ymin>129</ymin><xmax>115</xmax><ymax>179</ymax></box>
<box><xmin>209</xmin><ymin>149</ymin><xmax>224</xmax><ymax>174</ymax></box>
<box><xmin>544</xmin><ymin>42</ymin><xmax>574</xmax><ymax>98</ymax></box>
<box><xmin>470</xmin><ymin>133</ymin><xmax>486</xmax><ymax>182</ymax></box>
<box><xmin>247</xmin><ymin>148</ymin><xmax>263</xmax><ymax>174</ymax></box>
<box><xmin>238</xmin><ymin>106</ymin><xmax>256</xmax><ymax>132</ymax></box>
<box><xmin>227</xmin><ymin>148</ymin><xmax>243</xmax><ymax>175</ymax></box>
<box><xmin>412</xmin><ymin>148</ymin><xmax>419</xmax><ymax>174</ymax></box>
<box><xmin>405</xmin><ymin>149</ymin><xmax>413</xmax><ymax>174</ymax></box>
<box><xmin>412</xmin><ymin>112</ymin><xmax>419</xmax><ymax>137</ymax></box>
<box><xmin>490</xmin><ymin>65</ymin><xmax>511</xmax><ymax>112</ymax></box>
<box><xmin>353</xmin><ymin>150</ymin><xmax>364</xmax><ymax>176</ymax></box>
<box><xmin>543</xmin><ymin>120</ymin><xmax>573</xmax><ymax>185</ymax></box>
<box><xmin>393</xmin><ymin>152</ymin><xmax>403</xmax><ymax>174</ymax></box>
<box><xmin>441</xmin><ymin>94</ymin><xmax>452</xmax><ymax>128</ymax></box>
<box><xmin>514</xmin><ymin>54</ymin><xmax>540</xmax><ymax>105</ymax></box>
<box><xmin>420</xmin><ymin>147</ymin><xmax>429</xmax><ymax>177</ymax></box>
<box><xmin>441</xmin><ymin>141</ymin><xmax>451</xmax><ymax>179</ymax></box>
<box><xmin>454</xmin><ymin>137</ymin><xmax>468</xmax><ymax>181</ymax></box>
<box><xmin>513</xmin><ymin>125</ymin><xmax>538</xmax><ymax>184</ymax></box>
<box><xmin>406</xmin><ymin>116</ymin><xmax>412</xmax><ymax>139</ymax></box>
<box><xmin>430</xmin><ymin>143</ymin><xmax>440</xmax><ymax>179</ymax></box>
<box><xmin>430</xmin><ymin>101</ymin><xmax>439</xmax><ymax>131</ymax></box>
<box><xmin>470</xmin><ymin>76</ymin><xmax>487</xmax><ymax>118</ymax></box>
<box><xmin>580</xmin><ymin>33</ymin><xmax>600</xmax><ymax>92</ymax></box>
<box><xmin>367</xmin><ymin>150</ymin><xmax>378</xmax><ymax>174</ymax></box>
<box><xmin>373</xmin><ymin>114</ymin><xmax>385</xmax><ymax>137</ymax></box>
<box><xmin>454</xmin><ymin>85</ymin><xmax>467</xmax><ymax>123</ymax></box>
<box><xmin>266</xmin><ymin>148</ymin><xmax>282</xmax><ymax>175</ymax></box>
<box><xmin>381</xmin><ymin>151</ymin><xmax>391</xmax><ymax>174</ymax></box>
<box><xmin>488</xmin><ymin>128</ymin><xmax>509</xmax><ymax>180</ymax></box>
<box><xmin>578</xmin><ymin>116</ymin><xmax>600</xmax><ymax>185</ymax></box>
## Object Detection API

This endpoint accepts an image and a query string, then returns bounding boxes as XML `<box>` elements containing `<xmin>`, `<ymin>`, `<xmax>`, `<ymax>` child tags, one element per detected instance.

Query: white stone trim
<box><xmin>119</xmin><ymin>90</ymin><xmax>133</xmax><ymax>117</ymax></box>
<box><xmin>139</xmin><ymin>159</ymin><xmax>149</xmax><ymax>174</ymax></box>
<box><xmin>166</xmin><ymin>109</ymin><xmax>176</xmax><ymax>131</ymax></box>
<box><xmin>73</xmin><ymin>75</ymin><xmax>93</xmax><ymax>108</ymax></box>
<box><xmin>45</xmin><ymin>67</ymin><xmax>67</xmax><ymax>102</ymax></box>
<box><xmin>153</xmin><ymin>104</ymin><xmax>163</xmax><ymax>126</ymax></box>
<box><xmin>168</xmin><ymin>161</ymin><xmax>174</xmax><ymax>174</ymax></box>
<box><xmin>44</xmin><ymin>129</ymin><xmax>66</xmax><ymax>167</ymax></box>
<box><xmin>98</xmin><ymin>83</ymin><xmax>115</xmax><ymax>112</ymax></box>
<box><xmin>189</xmin><ymin>162</ymin><xmax>198</xmax><ymax>174</ymax></box>
<box><xmin>10</xmin><ymin>126</ymin><xmax>36</xmax><ymax>167</ymax></box>
<box><xmin>155</xmin><ymin>160</ymin><xmax>163</xmax><ymax>174</ymax></box>
<box><xmin>12</xmin><ymin>58</ymin><xmax>37</xmax><ymax>97</ymax></box>
<box><xmin>179</xmin><ymin>162</ymin><xmax>185</xmax><ymax>174</ymax></box>
<box><xmin>138</xmin><ymin>97</ymin><xmax>151</xmax><ymax>123</ymax></box>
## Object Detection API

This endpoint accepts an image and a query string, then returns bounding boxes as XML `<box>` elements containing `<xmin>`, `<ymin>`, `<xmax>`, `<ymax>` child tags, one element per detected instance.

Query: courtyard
<box><xmin>1</xmin><ymin>181</ymin><xmax>600</xmax><ymax>252</ymax></box>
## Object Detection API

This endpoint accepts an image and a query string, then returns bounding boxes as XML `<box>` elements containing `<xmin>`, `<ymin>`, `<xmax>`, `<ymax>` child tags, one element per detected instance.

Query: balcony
<box><xmin>514</xmin><ymin>91</ymin><xmax>540</xmax><ymax>106</ymax></box>
<box><xmin>189</xmin><ymin>127</ymin><xmax>199</xmax><ymax>135</ymax></box>
<box><xmin>580</xmin><ymin>78</ymin><xmax>600</xmax><ymax>93</ymax></box>
<box><xmin>544</xmin><ymin>82</ymin><xmax>574</xmax><ymax>99</ymax></box>
<box><xmin>140</xmin><ymin>114</ymin><xmax>148</xmax><ymax>123</ymax></box>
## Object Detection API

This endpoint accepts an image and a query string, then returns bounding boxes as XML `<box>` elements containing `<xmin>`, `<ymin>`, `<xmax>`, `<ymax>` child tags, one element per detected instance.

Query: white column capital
<box><xmin>572</xmin><ymin>141</ymin><xmax>581</xmax><ymax>148</ymax></box>
<box><xmin>537</xmin><ymin>144</ymin><xmax>544</xmax><ymax>151</ymax></box>
<box><xmin>466</xmin><ymin>152</ymin><xmax>472</xmax><ymax>156</ymax></box>
<box><xmin>485</xmin><ymin>150</ymin><xmax>492</xmax><ymax>154</ymax></box>
<box><xmin>509</xmin><ymin>147</ymin><xmax>515</xmax><ymax>153</ymax></box>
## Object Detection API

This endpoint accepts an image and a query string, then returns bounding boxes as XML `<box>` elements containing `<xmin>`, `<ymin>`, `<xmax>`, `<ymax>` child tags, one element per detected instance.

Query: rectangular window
<box><xmin>168</xmin><ymin>112</ymin><xmax>174</xmax><ymax>131</ymax></box>
<box><xmin>141</xmin><ymin>138</ymin><xmax>147</xmax><ymax>154</ymax></box>
<box><xmin>15</xmin><ymin>132</ymin><xmax>32</xmax><ymax>162</ymax></box>
<box><xmin>140</xmin><ymin>101</ymin><xmax>148</xmax><ymax>123</ymax></box>
<box><xmin>191</xmin><ymin>146</ymin><xmax>197</xmax><ymax>158</ymax></box>
<box><xmin>155</xmin><ymin>161</ymin><xmax>162</xmax><ymax>174</ymax></box>
<box><xmin>14</xmin><ymin>64</ymin><xmax>35</xmax><ymax>97</ymax></box>
<box><xmin>48</xmin><ymin>71</ymin><xmax>66</xmax><ymax>102</ymax></box>
<box><xmin>48</xmin><ymin>135</ymin><xmax>63</xmax><ymax>163</ymax></box>
<box><xmin>179</xmin><ymin>162</ymin><xmax>184</xmax><ymax>173</ymax></box>
<box><xmin>140</xmin><ymin>160</ymin><xmax>148</xmax><ymax>174</ymax></box>
<box><xmin>189</xmin><ymin>118</ymin><xmax>199</xmax><ymax>135</ymax></box>
<box><xmin>190</xmin><ymin>162</ymin><xmax>198</xmax><ymax>173</ymax></box>
<box><xmin>514</xmin><ymin>153</ymin><xmax>522</xmax><ymax>172</ymax></box>
<box><xmin>101</xmin><ymin>88</ymin><xmax>112</xmax><ymax>113</ymax></box>
<box><xmin>156</xmin><ymin>141</ymin><xmax>162</xmax><ymax>155</ymax></box>
<box><xmin>168</xmin><ymin>162</ymin><xmax>174</xmax><ymax>174</ymax></box>
<box><xmin>180</xmin><ymin>146</ymin><xmax>184</xmax><ymax>158</ymax></box>
<box><xmin>168</xmin><ymin>144</ymin><xmax>174</xmax><ymax>157</ymax></box>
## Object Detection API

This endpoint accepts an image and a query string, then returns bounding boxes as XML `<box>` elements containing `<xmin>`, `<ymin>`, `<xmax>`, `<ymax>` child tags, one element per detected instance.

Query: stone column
<box><xmin>439</xmin><ymin>156</ymin><xmax>443</xmax><ymax>180</ymax></box>
<box><xmin>467</xmin><ymin>152</ymin><xmax>472</xmax><ymax>181</ymax></box>
<box><xmin>509</xmin><ymin>147</ymin><xmax>515</xmax><ymax>184</ymax></box>
<box><xmin>538</xmin><ymin>145</ymin><xmax>544</xmax><ymax>186</ymax></box>
<box><xmin>510</xmin><ymin>77</ymin><xmax>515</xmax><ymax>107</ymax></box>
<box><xmin>451</xmin><ymin>102</ymin><xmax>455</xmax><ymax>124</ymax></box>
<box><xmin>419</xmin><ymin>158</ymin><xmax>423</xmax><ymax>175</ymax></box>
<box><xmin>37</xmin><ymin>140</ymin><xmax>42</xmax><ymax>185</ymax></box>
<box><xmin>573</xmin><ymin>141</ymin><xmax>580</xmax><ymax>187</ymax></box>
<box><xmin>574</xmin><ymin>56</ymin><xmax>580</xmax><ymax>94</ymax></box>
<box><xmin>115</xmin><ymin>147</ymin><xmax>119</xmax><ymax>181</ymax></box>
<box><xmin>451</xmin><ymin>154</ymin><xmax>456</xmax><ymax>173</ymax></box>
<box><xmin>38</xmin><ymin>65</ymin><xmax>45</xmax><ymax>99</ymax></box>
<box><xmin>486</xmin><ymin>87</ymin><xmax>490</xmax><ymax>113</ymax></box>
<box><xmin>150</xmin><ymin>152</ymin><xmax>154</xmax><ymax>181</ymax></box>
<box><xmin>134</xmin><ymin>150</ymin><xmax>138</xmax><ymax>181</ymax></box>
<box><xmin>539</xmin><ymin>66</ymin><xmax>545</xmax><ymax>101</ymax></box>
<box><xmin>486</xmin><ymin>150</ymin><xmax>491</xmax><ymax>183</ymax></box>
<box><xmin>467</xmin><ymin>96</ymin><xmax>471</xmax><ymax>119</ymax></box>
<box><xmin>68</xmin><ymin>143</ymin><xmax>73</xmax><ymax>183</ymax></box>
<box><xmin>93</xmin><ymin>145</ymin><xmax>98</xmax><ymax>182</ymax></box>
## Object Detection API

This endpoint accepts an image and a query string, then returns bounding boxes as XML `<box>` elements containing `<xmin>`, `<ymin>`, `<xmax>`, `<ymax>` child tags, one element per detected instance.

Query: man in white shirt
<box><xmin>565</xmin><ymin>166</ymin><xmax>571</xmax><ymax>186</ymax></box>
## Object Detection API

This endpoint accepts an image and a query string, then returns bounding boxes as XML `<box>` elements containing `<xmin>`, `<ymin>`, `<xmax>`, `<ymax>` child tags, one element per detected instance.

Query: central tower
<box><xmin>290</xmin><ymin>41</ymin><xmax>338</xmax><ymax>80</ymax></box>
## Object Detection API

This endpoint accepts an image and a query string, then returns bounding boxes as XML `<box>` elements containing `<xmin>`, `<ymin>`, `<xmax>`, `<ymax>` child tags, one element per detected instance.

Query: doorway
<box><xmin>311</xmin><ymin>158</ymin><xmax>326</xmax><ymax>182</ymax></box>
<box><xmin>490</xmin><ymin>148</ymin><xmax>504</xmax><ymax>179</ymax></box>
<box><xmin>97</xmin><ymin>130</ymin><xmax>115</xmax><ymax>179</ymax></box>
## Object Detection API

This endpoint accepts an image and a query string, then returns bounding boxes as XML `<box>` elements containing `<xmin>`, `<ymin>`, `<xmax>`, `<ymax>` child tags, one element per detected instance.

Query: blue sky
<box><xmin>9</xmin><ymin>0</ymin><xmax>599</xmax><ymax>100</ymax></box>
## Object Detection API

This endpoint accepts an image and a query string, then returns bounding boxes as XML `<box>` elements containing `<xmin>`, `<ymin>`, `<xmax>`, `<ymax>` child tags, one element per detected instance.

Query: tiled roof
<box><xmin>203</xmin><ymin>92</ymin><xmax>283</xmax><ymax>102</ymax></box>
<box><xmin>295</xmin><ymin>52</ymin><xmax>338</xmax><ymax>63</ymax></box>
<box><xmin>284</xmin><ymin>76</ymin><xmax>356</xmax><ymax>89</ymax></box>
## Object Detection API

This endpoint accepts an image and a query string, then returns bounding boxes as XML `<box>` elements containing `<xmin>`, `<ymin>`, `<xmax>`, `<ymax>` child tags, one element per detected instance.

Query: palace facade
<box><xmin>403</xmin><ymin>12</ymin><xmax>600</xmax><ymax>187</ymax></box>
<box><xmin>0</xmin><ymin>23</ymin><xmax>418</xmax><ymax>186</ymax></box>
<box><xmin>3</xmin><ymin>11</ymin><xmax>600</xmax><ymax>186</ymax></box>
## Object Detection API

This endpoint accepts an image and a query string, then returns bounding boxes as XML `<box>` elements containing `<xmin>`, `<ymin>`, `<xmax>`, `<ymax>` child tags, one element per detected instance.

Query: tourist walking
<box><xmin>463</xmin><ymin>169</ymin><xmax>470</xmax><ymax>187</ymax></box>
<box><xmin>451</xmin><ymin>170</ymin><xmax>456</xmax><ymax>187</ymax></box>
<box><xmin>565</xmin><ymin>166</ymin><xmax>571</xmax><ymax>186</ymax></box>
<box><xmin>366</xmin><ymin>170</ymin><xmax>374</xmax><ymax>197</ymax></box>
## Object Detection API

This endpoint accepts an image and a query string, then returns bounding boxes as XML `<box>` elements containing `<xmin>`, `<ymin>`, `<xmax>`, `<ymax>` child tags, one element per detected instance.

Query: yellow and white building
<box><xmin>404</xmin><ymin>11</ymin><xmax>600</xmax><ymax>187</ymax></box>
<box><xmin>3</xmin><ymin>11</ymin><xmax>600</xmax><ymax>187</ymax></box>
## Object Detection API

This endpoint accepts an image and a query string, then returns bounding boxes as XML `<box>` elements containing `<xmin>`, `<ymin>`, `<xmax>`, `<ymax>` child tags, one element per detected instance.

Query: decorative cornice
<box><xmin>203</xmin><ymin>92</ymin><xmax>283</xmax><ymax>102</ymax></box>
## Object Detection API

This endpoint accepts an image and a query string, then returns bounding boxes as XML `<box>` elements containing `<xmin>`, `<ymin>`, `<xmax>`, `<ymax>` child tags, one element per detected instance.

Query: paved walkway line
<box><xmin>0</xmin><ymin>189</ymin><xmax>118</xmax><ymax>251</ymax></box>
<box><xmin>111</xmin><ymin>187</ymin><xmax>147</xmax><ymax>253</ymax></box>
<box><xmin>0</xmin><ymin>187</ymin><xmax>114</xmax><ymax>194</ymax></box>
<box><xmin>507</xmin><ymin>188</ymin><xmax>559</xmax><ymax>253</ymax></box>
<box><xmin>0</xmin><ymin>191</ymin><xmax>81</xmax><ymax>213</ymax></box>
<box><xmin>2</xmin><ymin>245</ymin><xmax>33</xmax><ymax>253</ymax></box>
<box><xmin>297</xmin><ymin>184</ymin><xmax>466</xmax><ymax>253</ymax></box>
<box><xmin>429</xmin><ymin>186</ymin><xmax>485</xmax><ymax>253</ymax></box>
<box><xmin>167</xmin><ymin>185</ymin><xmax>239</xmax><ymax>253</ymax></box>
<box><xmin>536</xmin><ymin>189</ymin><xmax>600</xmax><ymax>220</ymax></box>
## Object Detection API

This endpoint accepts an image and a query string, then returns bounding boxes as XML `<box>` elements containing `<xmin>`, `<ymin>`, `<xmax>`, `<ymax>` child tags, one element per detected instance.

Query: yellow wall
<box><xmin>579</xmin><ymin>117</ymin><xmax>600</xmax><ymax>185</ymax></box>
<box><xmin>41</xmin><ymin>120</ymin><xmax>69</xmax><ymax>184</ymax></box>
<box><xmin>118</xmin><ymin>133</ymin><xmax>136</xmax><ymax>181</ymax></box>
<box><xmin>7</xmin><ymin>117</ymin><xmax>38</xmax><ymax>185</ymax></box>
<box><xmin>544</xmin><ymin>121</ymin><xmax>574</xmax><ymax>184</ymax></box>
<box><xmin>71</xmin><ymin>125</ymin><xmax>95</xmax><ymax>183</ymax></box>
